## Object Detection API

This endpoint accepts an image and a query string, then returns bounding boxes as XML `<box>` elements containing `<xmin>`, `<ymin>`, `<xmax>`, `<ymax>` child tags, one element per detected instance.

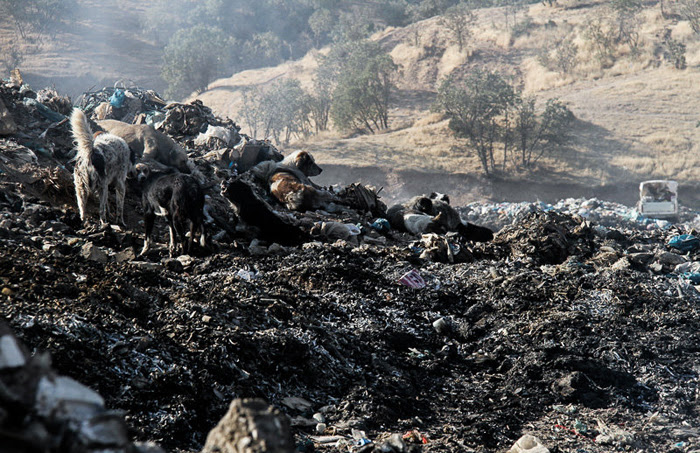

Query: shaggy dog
<box><xmin>253</xmin><ymin>150</ymin><xmax>335</xmax><ymax>211</ymax></box>
<box><xmin>70</xmin><ymin>108</ymin><xmax>132</xmax><ymax>226</ymax></box>
<box><xmin>388</xmin><ymin>193</ymin><xmax>494</xmax><ymax>242</ymax></box>
<box><xmin>135</xmin><ymin>163</ymin><xmax>206</xmax><ymax>257</ymax></box>
<box><xmin>97</xmin><ymin>119</ymin><xmax>190</xmax><ymax>173</ymax></box>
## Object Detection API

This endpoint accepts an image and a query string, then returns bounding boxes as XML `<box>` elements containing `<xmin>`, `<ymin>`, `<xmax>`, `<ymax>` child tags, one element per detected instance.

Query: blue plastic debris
<box><xmin>668</xmin><ymin>235</ymin><xmax>700</xmax><ymax>252</ymax></box>
<box><xmin>683</xmin><ymin>273</ymin><xmax>700</xmax><ymax>285</ymax></box>
<box><xmin>370</xmin><ymin>218</ymin><xmax>390</xmax><ymax>232</ymax></box>
<box><xmin>109</xmin><ymin>89</ymin><xmax>126</xmax><ymax>108</ymax></box>
<box><xmin>356</xmin><ymin>438</ymin><xmax>372</xmax><ymax>446</ymax></box>
<box><xmin>22</xmin><ymin>98</ymin><xmax>65</xmax><ymax>122</ymax></box>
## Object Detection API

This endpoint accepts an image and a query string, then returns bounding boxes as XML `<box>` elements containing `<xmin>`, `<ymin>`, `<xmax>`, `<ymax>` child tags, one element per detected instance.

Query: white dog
<box><xmin>71</xmin><ymin>109</ymin><xmax>132</xmax><ymax>225</ymax></box>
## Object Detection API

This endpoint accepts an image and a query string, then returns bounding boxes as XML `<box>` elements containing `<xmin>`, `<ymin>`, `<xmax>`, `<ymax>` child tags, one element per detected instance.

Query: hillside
<box><xmin>2</xmin><ymin>0</ymin><xmax>700</xmax><ymax>206</ymax></box>
<box><xmin>0</xmin><ymin>0</ymin><xmax>164</xmax><ymax>99</ymax></box>
<box><xmin>194</xmin><ymin>0</ymin><xmax>700</xmax><ymax>206</ymax></box>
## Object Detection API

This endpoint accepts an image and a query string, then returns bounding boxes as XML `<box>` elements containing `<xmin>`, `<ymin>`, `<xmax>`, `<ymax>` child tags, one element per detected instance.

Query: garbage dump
<box><xmin>2</xmin><ymin>75</ymin><xmax>700</xmax><ymax>453</ymax></box>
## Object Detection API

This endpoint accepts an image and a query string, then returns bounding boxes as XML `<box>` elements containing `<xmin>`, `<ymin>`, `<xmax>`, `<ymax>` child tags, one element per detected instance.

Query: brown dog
<box><xmin>97</xmin><ymin>119</ymin><xmax>190</xmax><ymax>173</ymax></box>
<box><xmin>271</xmin><ymin>150</ymin><xmax>335</xmax><ymax>211</ymax></box>
<box><xmin>253</xmin><ymin>150</ymin><xmax>335</xmax><ymax>211</ymax></box>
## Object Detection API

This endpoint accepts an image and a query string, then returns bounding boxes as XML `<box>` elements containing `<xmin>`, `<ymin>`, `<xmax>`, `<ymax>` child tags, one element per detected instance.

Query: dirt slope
<box><xmin>0</xmin><ymin>0</ymin><xmax>164</xmax><ymax>99</ymax></box>
<box><xmin>194</xmin><ymin>1</ymin><xmax>700</xmax><ymax>200</ymax></box>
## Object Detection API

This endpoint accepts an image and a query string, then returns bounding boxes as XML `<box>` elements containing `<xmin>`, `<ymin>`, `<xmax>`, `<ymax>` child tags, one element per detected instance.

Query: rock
<box><xmin>0</xmin><ymin>322</ymin><xmax>164</xmax><ymax>452</ymax></box>
<box><xmin>134</xmin><ymin>442</ymin><xmax>167</xmax><ymax>453</ymax></box>
<box><xmin>377</xmin><ymin>433</ymin><xmax>408</xmax><ymax>452</ymax></box>
<box><xmin>432</xmin><ymin>317</ymin><xmax>452</xmax><ymax>335</ymax></box>
<box><xmin>114</xmin><ymin>248</ymin><xmax>136</xmax><ymax>263</ymax></box>
<box><xmin>163</xmin><ymin>258</ymin><xmax>184</xmax><ymax>272</ymax></box>
<box><xmin>248</xmin><ymin>239</ymin><xmax>269</xmax><ymax>256</ymax></box>
<box><xmin>507</xmin><ymin>434</ymin><xmax>550</xmax><ymax>453</ymax></box>
<box><xmin>80</xmin><ymin>242</ymin><xmax>109</xmax><ymax>263</ymax></box>
<box><xmin>78</xmin><ymin>412</ymin><xmax>129</xmax><ymax>447</ymax></box>
<box><xmin>131</xmin><ymin>261</ymin><xmax>162</xmax><ymax>271</ymax></box>
<box><xmin>35</xmin><ymin>375</ymin><xmax>105</xmax><ymax>420</ymax></box>
<box><xmin>595</xmin><ymin>419</ymin><xmax>634</xmax><ymax>446</ymax></box>
<box><xmin>281</xmin><ymin>396</ymin><xmax>313</xmax><ymax>412</ymax></box>
<box><xmin>315</xmin><ymin>422</ymin><xmax>326</xmax><ymax>434</ymax></box>
<box><xmin>176</xmin><ymin>254</ymin><xmax>196</xmax><ymax>267</ymax></box>
<box><xmin>656</xmin><ymin>251</ymin><xmax>686</xmax><ymax>267</ymax></box>
<box><xmin>201</xmin><ymin>398</ymin><xmax>294</xmax><ymax>453</ymax></box>
<box><xmin>0</xmin><ymin>334</ymin><xmax>26</xmax><ymax>369</ymax></box>
<box><xmin>551</xmin><ymin>371</ymin><xmax>605</xmax><ymax>406</ymax></box>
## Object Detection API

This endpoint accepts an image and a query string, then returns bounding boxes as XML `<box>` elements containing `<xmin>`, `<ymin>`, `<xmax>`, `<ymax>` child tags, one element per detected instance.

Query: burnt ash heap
<box><xmin>1</xmin><ymin>77</ymin><xmax>700</xmax><ymax>453</ymax></box>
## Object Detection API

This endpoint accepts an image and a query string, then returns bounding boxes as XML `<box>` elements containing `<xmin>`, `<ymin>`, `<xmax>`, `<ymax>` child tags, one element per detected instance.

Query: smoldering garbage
<box><xmin>1</xmin><ymin>75</ymin><xmax>700</xmax><ymax>453</ymax></box>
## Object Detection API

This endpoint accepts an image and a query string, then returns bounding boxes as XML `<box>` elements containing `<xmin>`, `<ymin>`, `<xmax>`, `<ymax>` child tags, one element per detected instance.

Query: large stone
<box><xmin>507</xmin><ymin>434</ymin><xmax>550</xmax><ymax>453</ymax></box>
<box><xmin>35</xmin><ymin>375</ymin><xmax>104</xmax><ymax>421</ymax></box>
<box><xmin>80</xmin><ymin>242</ymin><xmax>109</xmax><ymax>263</ymax></box>
<box><xmin>201</xmin><ymin>398</ymin><xmax>294</xmax><ymax>453</ymax></box>
<box><xmin>0</xmin><ymin>334</ymin><xmax>26</xmax><ymax>369</ymax></box>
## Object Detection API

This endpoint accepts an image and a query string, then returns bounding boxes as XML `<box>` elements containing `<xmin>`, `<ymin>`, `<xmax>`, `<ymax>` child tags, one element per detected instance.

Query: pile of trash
<box><xmin>2</xmin><ymin>76</ymin><xmax>700</xmax><ymax>453</ymax></box>
<box><xmin>462</xmin><ymin>197</ymin><xmax>700</xmax><ymax>233</ymax></box>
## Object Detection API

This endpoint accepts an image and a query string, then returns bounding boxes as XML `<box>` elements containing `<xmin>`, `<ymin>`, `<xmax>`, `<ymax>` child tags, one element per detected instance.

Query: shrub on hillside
<box><xmin>324</xmin><ymin>41</ymin><xmax>398</xmax><ymax>134</ymax></box>
<box><xmin>161</xmin><ymin>25</ymin><xmax>234</xmax><ymax>99</ymax></box>
<box><xmin>435</xmin><ymin>71</ymin><xmax>574</xmax><ymax>176</ymax></box>
<box><xmin>677</xmin><ymin>0</ymin><xmax>700</xmax><ymax>35</ymax></box>
<box><xmin>662</xmin><ymin>31</ymin><xmax>687</xmax><ymax>70</ymax></box>
<box><xmin>538</xmin><ymin>33</ymin><xmax>578</xmax><ymax>74</ymax></box>
<box><xmin>439</xmin><ymin>3</ymin><xmax>476</xmax><ymax>52</ymax></box>
<box><xmin>434</xmin><ymin>70</ymin><xmax>517</xmax><ymax>176</ymax></box>
<box><xmin>240</xmin><ymin>79</ymin><xmax>311</xmax><ymax>145</ymax></box>
<box><xmin>0</xmin><ymin>0</ymin><xmax>76</xmax><ymax>42</ymax></box>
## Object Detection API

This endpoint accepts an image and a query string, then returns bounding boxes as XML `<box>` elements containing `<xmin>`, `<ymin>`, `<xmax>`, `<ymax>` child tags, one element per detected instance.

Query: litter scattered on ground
<box><xmin>2</xmin><ymin>74</ymin><xmax>700</xmax><ymax>453</ymax></box>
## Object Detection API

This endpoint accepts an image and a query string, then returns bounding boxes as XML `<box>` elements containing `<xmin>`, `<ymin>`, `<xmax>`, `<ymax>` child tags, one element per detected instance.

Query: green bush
<box><xmin>434</xmin><ymin>70</ymin><xmax>516</xmax><ymax>176</ymax></box>
<box><xmin>435</xmin><ymin>71</ymin><xmax>574</xmax><ymax>175</ymax></box>
<box><xmin>325</xmin><ymin>41</ymin><xmax>398</xmax><ymax>133</ymax></box>
<box><xmin>161</xmin><ymin>25</ymin><xmax>234</xmax><ymax>100</ymax></box>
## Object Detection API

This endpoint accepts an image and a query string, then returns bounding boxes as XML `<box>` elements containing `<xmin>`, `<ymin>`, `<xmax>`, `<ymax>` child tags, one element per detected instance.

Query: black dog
<box><xmin>388</xmin><ymin>193</ymin><xmax>494</xmax><ymax>242</ymax></box>
<box><xmin>135</xmin><ymin>163</ymin><xmax>206</xmax><ymax>257</ymax></box>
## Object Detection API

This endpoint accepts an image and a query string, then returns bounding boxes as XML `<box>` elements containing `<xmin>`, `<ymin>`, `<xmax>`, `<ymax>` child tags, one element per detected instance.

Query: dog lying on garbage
<box><xmin>70</xmin><ymin>108</ymin><xmax>132</xmax><ymax>226</ymax></box>
<box><xmin>252</xmin><ymin>150</ymin><xmax>336</xmax><ymax>211</ymax></box>
<box><xmin>231</xmin><ymin>137</ymin><xmax>284</xmax><ymax>173</ymax></box>
<box><xmin>387</xmin><ymin>193</ymin><xmax>494</xmax><ymax>241</ymax></box>
<box><xmin>97</xmin><ymin>119</ymin><xmax>190</xmax><ymax>173</ymax></box>
<box><xmin>134</xmin><ymin>162</ymin><xmax>206</xmax><ymax>257</ymax></box>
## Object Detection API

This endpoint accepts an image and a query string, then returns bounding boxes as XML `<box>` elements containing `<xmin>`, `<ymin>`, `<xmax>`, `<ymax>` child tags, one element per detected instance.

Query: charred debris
<box><xmin>1</xmin><ymin>74</ymin><xmax>700</xmax><ymax>453</ymax></box>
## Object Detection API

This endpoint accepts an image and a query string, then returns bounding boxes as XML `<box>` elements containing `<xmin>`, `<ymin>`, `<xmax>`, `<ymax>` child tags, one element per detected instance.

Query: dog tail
<box><xmin>70</xmin><ymin>108</ymin><xmax>94</xmax><ymax>161</ymax></box>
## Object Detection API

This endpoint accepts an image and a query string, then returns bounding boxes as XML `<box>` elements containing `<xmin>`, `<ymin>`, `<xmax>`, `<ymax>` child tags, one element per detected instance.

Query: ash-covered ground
<box><xmin>2</xmin><ymin>79</ymin><xmax>700</xmax><ymax>453</ymax></box>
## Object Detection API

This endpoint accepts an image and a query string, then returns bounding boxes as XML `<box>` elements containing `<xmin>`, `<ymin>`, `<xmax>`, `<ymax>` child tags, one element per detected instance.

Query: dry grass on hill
<box><xmin>193</xmin><ymin>0</ymin><xmax>700</xmax><ymax>189</ymax></box>
<box><xmin>3</xmin><ymin>0</ymin><xmax>700</xmax><ymax>191</ymax></box>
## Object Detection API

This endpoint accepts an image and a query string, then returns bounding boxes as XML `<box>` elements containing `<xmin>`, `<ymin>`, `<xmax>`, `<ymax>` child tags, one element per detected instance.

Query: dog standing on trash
<box><xmin>135</xmin><ymin>162</ymin><xmax>206</xmax><ymax>257</ymax></box>
<box><xmin>70</xmin><ymin>108</ymin><xmax>132</xmax><ymax>225</ymax></box>
<box><xmin>98</xmin><ymin>120</ymin><xmax>191</xmax><ymax>173</ymax></box>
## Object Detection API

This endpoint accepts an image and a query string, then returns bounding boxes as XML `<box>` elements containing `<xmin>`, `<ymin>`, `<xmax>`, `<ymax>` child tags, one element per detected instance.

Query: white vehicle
<box><xmin>638</xmin><ymin>180</ymin><xmax>678</xmax><ymax>220</ymax></box>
